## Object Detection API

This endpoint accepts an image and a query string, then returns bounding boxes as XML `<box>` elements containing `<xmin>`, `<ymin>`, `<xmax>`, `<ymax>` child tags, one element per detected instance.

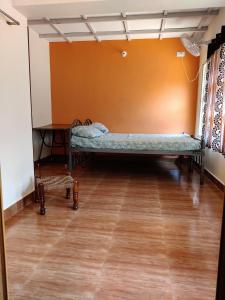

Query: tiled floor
<box><xmin>5</xmin><ymin>157</ymin><xmax>223</xmax><ymax>299</ymax></box>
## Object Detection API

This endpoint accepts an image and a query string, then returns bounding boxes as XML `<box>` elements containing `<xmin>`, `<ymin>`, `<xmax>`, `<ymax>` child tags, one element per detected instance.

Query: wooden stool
<box><xmin>35</xmin><ymin>175</ymin><xmax>79</xmax><ymax>215</ymax></box>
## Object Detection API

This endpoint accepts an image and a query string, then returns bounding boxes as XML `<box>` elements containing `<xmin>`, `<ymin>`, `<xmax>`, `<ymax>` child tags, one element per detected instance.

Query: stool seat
<box><xmin>36</xmin><ymin>175</ymin><xmax>74</xmax><ymax>190</ymax></box>
<box><xmin>35</xmin><ymin>174</ymin><xmax>79</xmax><ymax>215</ymax></box>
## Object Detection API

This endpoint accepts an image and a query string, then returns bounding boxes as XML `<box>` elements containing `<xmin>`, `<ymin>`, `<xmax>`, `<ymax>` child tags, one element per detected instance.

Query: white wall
<box><xmin>196</xmin><ymin>8</ymin><xmax>225</xmax><ymax>185</ymax></box>
<box><xmin>29</xmin><ymin>28</ymin><xmax>52</xmax><ymax>161</ymax></box>
<box><xmin>0</xmin><ymin>0</ymin><xmax>34</xmax><ymax>209</ymax></box>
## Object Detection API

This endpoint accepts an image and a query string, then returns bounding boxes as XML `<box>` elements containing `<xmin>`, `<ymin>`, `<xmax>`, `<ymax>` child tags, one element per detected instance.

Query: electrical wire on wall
<box><xmin>181</xmin><ymin>56</ymin><xmax>209</xmax><ymax>82</ymax></box>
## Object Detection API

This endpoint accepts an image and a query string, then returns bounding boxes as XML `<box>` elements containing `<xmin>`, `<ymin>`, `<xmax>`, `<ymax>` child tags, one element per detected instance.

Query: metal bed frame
<box><xmin>68</xmin><ymin>119</ymin><xmax>205</xmax><ymax>184</ymax></box>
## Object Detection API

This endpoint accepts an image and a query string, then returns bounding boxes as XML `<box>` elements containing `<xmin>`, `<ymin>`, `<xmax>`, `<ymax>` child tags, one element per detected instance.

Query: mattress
<box><xmin>71</xmin><ymin>133</ymin><xmax>201</xmax><ymax>152</ymax></box>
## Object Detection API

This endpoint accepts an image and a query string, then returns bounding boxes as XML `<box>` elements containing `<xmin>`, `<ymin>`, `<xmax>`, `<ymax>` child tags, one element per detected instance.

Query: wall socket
<box><xmin>176</xmin><ymin>51</ymin><xmax>186</xmax><ymax>58</ymax></box>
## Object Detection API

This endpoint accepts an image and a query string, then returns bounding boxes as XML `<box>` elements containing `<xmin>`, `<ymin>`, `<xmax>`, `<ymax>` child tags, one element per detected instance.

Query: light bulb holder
<box><xmin>121</xmin><ymin>51</ymin><xmax>128</xmax><ymax>58</ymax></box>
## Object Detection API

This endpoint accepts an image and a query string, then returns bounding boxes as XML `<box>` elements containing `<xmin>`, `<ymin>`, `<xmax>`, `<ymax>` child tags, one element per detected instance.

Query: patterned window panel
<box><xmin>202</xmin><ymin>43</ymin><xmax>225</xmax><ymax>155</ymax></box>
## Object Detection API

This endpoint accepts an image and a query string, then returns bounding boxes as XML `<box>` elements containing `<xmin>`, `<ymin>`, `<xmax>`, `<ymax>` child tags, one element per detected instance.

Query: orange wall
<box><xmin>50</xmin><ymin>39</ymin><xmax>199</xmax><ymax>134</ymax></box>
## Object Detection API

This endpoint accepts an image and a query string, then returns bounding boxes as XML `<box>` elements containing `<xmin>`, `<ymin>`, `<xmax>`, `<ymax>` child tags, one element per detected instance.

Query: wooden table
<box><xmin>33</xmin><ymin>124</ymin><xmax>71</xmax><ymax>164</ymax></box>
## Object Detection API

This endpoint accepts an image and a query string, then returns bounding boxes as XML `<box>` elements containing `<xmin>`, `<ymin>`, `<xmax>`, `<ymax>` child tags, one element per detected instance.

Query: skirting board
<box><xmin>193</xmin><ymin>160</ymin><xmax>224</xmax><ymax>192</ymax></box>
<box><xmin>205</xmin><ymin>169</ymin><xmax>225</xmax><ymax>192</ymax></box>
<box><xmin>4</xmin><ymin>192</ymin><xmax>35</xmax><ymax>222</ymax></box>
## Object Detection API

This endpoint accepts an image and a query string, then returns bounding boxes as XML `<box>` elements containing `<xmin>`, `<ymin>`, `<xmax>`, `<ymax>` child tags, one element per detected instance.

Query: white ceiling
<box><xmin>12</xmin><ymin>0</ymin><xmax>224</xmax><ymax>42</ymax></box>
<box><xmin>13</xmin><ymin>0</ymin><xmax>225</xmax><ymax>18</ymax></box>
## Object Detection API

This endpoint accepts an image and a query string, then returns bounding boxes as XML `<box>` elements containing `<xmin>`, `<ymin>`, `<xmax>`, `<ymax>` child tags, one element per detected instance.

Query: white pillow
<box><xmin>72</xmin><ymin>125</ymin><xmax>104</xmax><ymax>138</ymax></box>
<box><xmin>92</xmin><ymin>122</ymin><xmax>109</xmax><ymax>133</ymax></box>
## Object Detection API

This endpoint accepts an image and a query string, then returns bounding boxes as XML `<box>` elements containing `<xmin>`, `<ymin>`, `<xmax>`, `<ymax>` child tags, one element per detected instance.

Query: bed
<box><xmin>68</xmin><ymin>119</ymin><xmax>205</xmax><ymax>184</ymax></box>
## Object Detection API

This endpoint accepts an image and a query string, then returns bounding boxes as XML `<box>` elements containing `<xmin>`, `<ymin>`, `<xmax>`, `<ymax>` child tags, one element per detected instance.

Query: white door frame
<box><xmin>0</xmin><ymin>170</ymin><xmax>8</xmax><ymax>300</ymax></box>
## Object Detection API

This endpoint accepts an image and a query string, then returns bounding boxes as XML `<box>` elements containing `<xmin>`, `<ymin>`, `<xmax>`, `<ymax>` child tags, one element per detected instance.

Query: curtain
<box><xmin>202</xmin><ymin>43</ymin><xmax>225</xmax><ymax>155</ymax></box>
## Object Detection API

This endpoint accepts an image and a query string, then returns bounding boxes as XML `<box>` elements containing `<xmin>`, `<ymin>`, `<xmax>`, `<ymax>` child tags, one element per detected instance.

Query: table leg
<box><xmin>66</xmin><ymin>187</ymin><xmax>70</xmax><ymax>199</ymax></box>
<box><xmin>68</xmin><ymin>149</ymin><xmax>73</xmax><ymax>171</ymax></box>
<box><xmin>51</xmin><ymin>130</ymin><xmax>55</xmax><ymax>159</ymax></box>
<box><xmin>38</xmin><ymin>130</ymin><xmax>47</xmax><ymax>163</ymax></box>
<box><xmin>63</xmin><ymin>130</ymin><xmax>67</xmax><ymax>166</ymax></box>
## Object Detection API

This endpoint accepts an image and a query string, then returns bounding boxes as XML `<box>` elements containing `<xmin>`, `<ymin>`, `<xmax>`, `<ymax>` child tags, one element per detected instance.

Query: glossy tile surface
<box><xmin>5</xmin><ymin>157</ymin><xmax>223</xmax><ymax>300</ymax></box>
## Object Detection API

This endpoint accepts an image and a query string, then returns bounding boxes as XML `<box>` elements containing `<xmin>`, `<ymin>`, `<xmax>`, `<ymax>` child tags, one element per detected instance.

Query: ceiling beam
<box><xmin>121</xmin><ymin>12</ymin><xmax>130</xmax><ymax>41</ymax></box>
<box><xmin>44</xmin><ymin>17</ymin><xmax>71</xmax><ymax>42</ymax></box>
<box><xmin>0</xmin><ymin>8</ymin><xmax>20</xmax><ymax>25</ymax></box>
<box><xmin>192</xmin><ymin>8</ymin><xmax>211</xmax><ymax>41</ymax></box>
<box><xmin>81</xmin><ymin>15</ymin><xmax>101</xmax><ymax>42</ymax></box>
<box><xmin>39</xmin><ymin>26</ymin><xmax>208</xmax><ymax>39</ymax></box>
<box><xmin>28</xmin><ymin>9</ymin><xmax>219</xmax><ymax>26</ymax></box>
<box><xmin>159</xmin><ymin>11</ymin><xmax>167</xmax><ymax>40</ymax></box>
<box><xmin>198</xmin><ymin>8</ymin><xmax>212</xmax><ymax>29</ymax></box>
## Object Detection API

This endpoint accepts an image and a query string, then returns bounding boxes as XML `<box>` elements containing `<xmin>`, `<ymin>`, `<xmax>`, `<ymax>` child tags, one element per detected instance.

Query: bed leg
<box><xmin>178</xmin><ymin>155</ymin><xmax>184</xmax><ymax>167</ymax></box>
<box><xmin>188</xmin><ymin>156</ymin><xmax>193</xmax><ymax>173</ymax></box>
<box><xmin>200</xmin><ymin>152</ymin><xmax>205</xmax><ymax>185</ymax></box>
